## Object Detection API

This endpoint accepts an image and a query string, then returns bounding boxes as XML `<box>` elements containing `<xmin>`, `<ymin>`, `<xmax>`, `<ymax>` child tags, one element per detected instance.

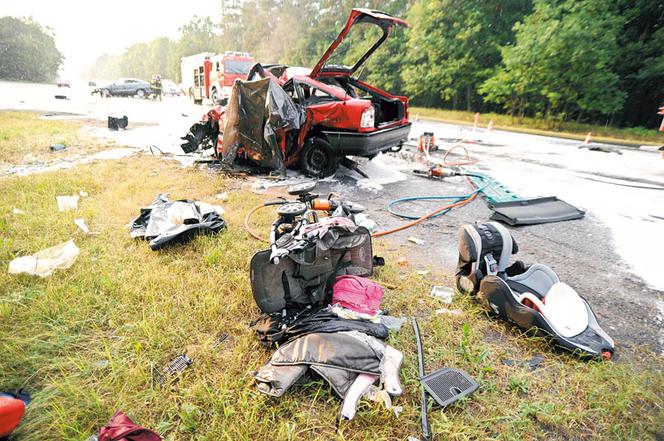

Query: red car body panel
<box><xmin>310</xmin><ymin>8</ymin><xmax>410</xmax><ymax>78</ymax></box>
<box><xmin>194</xmin><ymin>8</ymin><xmax>412</xmax><ymax>169</ymax></box>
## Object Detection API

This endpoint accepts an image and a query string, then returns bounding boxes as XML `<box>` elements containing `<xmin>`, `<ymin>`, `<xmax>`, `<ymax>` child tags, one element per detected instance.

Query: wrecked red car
<box><xmin>181</xmin><ymin>8</ymin><xmax>411</xmax><ymax>177</ymax></box>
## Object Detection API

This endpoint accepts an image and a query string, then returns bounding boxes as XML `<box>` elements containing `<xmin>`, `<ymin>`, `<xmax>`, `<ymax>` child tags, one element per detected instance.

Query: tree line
<box><xmin>0</xmin><ymin>16</ymin><xmax>63</xmax><ymax>83</ymax></box>
<box><xmin>91</xmin><ymin>0</ymin><xmax>662</xmax><ymax>129</ymax></box>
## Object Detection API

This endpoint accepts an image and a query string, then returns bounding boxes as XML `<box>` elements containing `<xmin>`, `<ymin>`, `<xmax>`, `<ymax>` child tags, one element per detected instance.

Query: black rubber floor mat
<box><xmin>490</xmin><ymin>197</ymin><xmax>584</xmax><ymax>226</ymax></box>
<box><xmin>421</xmin><ymin>367</ymin><xmax>479</xmax><ymax>407</ymax></box>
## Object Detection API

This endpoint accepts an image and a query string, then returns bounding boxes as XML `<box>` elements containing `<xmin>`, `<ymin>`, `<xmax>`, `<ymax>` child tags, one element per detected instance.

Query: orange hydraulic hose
<box><xmin>244</xmin><ymin>192</ymin><xmax>478</xmax><ymax>242</ymax></box>
<box><xmin>370</xmin><ymin>192</ymin><xmax>478</xmax><ymax>238</ymax></box>
<box><xmin>441</xmin><ymin>144</ymin><xmax>477</xmax><ymax>167</ymax></box>
<box><xmin>244</xmin><ymin>203</ymin><xmax>269</xmax><ymax>242</ymax></box>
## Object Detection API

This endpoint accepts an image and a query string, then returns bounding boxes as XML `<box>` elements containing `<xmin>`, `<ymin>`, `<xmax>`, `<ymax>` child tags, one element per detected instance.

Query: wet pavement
<box><xmin>2</xmin><ymin>80</ymin><xmax>662</xmax><ymax>355</ymax></box>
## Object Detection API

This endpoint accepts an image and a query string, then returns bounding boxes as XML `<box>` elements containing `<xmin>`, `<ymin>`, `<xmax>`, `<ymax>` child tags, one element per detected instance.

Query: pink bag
<box><xmin>332</xmin><ymin>275</ymin><xmax>384</xmax><ymax>315</ymax></box>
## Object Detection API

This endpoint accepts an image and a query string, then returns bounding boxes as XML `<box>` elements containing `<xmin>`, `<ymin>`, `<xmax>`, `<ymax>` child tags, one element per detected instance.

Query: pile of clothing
<box><xmin>249</xmin><ymin>223</ymin><xmax>405</xmax><ymax>421</ymax></box>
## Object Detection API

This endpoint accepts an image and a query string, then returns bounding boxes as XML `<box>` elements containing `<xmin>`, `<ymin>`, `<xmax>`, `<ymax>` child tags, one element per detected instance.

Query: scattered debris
<box><xmin>107</xmin><ymin>116</ymin><xmax>128</xmax><ymax>131</ymax></box>
<box><xmin>54</xmin><ymin>95</ymin><xmax>68</xmax><ymax>100</ymax></box>
<box><xmin>152</xmin><ymin>354</ymin><xmax>193</xmax><ymax>386</ymax></box>
<box><xmin>502</xmin><ymin>355</ymin><xmax>545</xmax><ymax>371</ymax></box>
<box><xmin>408</xmin><ymin>236</ymin><xmax>424</xmax><ymax>245</ymax></box>
<box><xmin>79</xmin><ymin>190</ymin><xmax>89</xmax><ymax>198</ymax></box>
<box><xmin>130</xmin><ymin>194</ymin><xmax>226</xmax><ymax>250</ymax></box>
<box><xmin>11</xmin><ymin>208</ymin><xmax>25</xmax><ymax>215</ymax></box>
<box><xmin>49</xmin><ymin>143</ymin><xmax>67</xmax><ymax>151</ymax></box>
<box><xmin>430</xmin><ymin>286</ymin><xmax>455</xmax><ymax>303</ymax></box>
<box><xmin>57</xmin><ymin>195</ymin><xmax>79</xmax><ymax>211</ymax></box>
<box><xmin>435</xmin><ymin>308</ymin><xmax>463</xmax><ymax>316</ymax></box>
<box><xmin>74</xmin><ymin>218</ymin><xmax>98</xmax><ymax>235</ymax></box>
<box><xmin>416</xmin><ymin>270</ymin><xmax>429</xmax><ymax>276</ymax></box>
<box><xmin>579</xmin><ymin>144</ymin><xmax>623</xmax><ymax>155</ymax></box>
<box><xmin>8</xmin><ymin>239</ymin><xmax>80</xmax><ymax>277</ymax></box>
<box><xmin>397</xmin><ymin>257</ymin><xmax>409</xmax><ymax>267</ymax></box>
<box><xmin>214</xmin><ymin>192</ymin><xmax>229</xmax><ymax>202</ymax></box>
<box><xmin>94</xmin><ymin>360</ymin><xmax>109</xmax><ymax>369</ymax></box>
<box><xmin>74</xmin><ymin>218</ymin><xmax>90</xmax><ymax>234</ymax></box>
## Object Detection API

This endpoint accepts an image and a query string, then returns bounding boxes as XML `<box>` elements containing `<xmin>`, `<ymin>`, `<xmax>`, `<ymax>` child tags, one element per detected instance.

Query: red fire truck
<box><xmin>181</xmin><ymin>51</ymin><xmax>255</xmax><ymax>105</ymax></box>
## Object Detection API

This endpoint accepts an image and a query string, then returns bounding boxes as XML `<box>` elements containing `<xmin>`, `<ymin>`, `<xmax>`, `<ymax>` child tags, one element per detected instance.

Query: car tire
<box><xmin>298</xmin><ymin>138</ymin><xmax>339</xmax><ymax>178</ymax></box>
<box><xmin>211</xmin><ymin>88</ymin><xmax>219</xmax><ymax>104</ymax></box>
<box><xmin>101</xmin><ymin>89</ymin><xmax>110</xmax><ymax>98</ymax></box>
<box><xmin>136</xmin><ymin>89</ymin><xmax>146</xmax><ymax>98</ymax></box>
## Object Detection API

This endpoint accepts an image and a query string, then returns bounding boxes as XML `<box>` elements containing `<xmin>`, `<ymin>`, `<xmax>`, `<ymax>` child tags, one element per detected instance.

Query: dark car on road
<box><xmin>95</xmin><ymin>78</ymin><xmax>152</xmax><ymax>98</ymax></box>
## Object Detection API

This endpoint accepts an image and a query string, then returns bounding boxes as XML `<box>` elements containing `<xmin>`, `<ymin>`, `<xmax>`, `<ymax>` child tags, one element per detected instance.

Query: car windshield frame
<box><xmin>225</xmin><ymin>60</ymin><xmax>254</xmax><ymax>75</ymax></box>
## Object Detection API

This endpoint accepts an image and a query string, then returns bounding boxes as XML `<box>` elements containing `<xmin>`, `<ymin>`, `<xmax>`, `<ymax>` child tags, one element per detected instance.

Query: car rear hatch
<box><xmin>309</xmin><ymin>8</ymin><xmax>410</xmax><ymax>79</ymax></box>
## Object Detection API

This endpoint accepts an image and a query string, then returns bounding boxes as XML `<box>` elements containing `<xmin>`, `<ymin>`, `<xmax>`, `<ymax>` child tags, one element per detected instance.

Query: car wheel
<box><xmin>101</xmin><ymin>89</ymin><xmax>110</xmax><ymax>98</ymax></box>
<box><xmin>136</xmin><ymin>89</ymin><xmax>146</xmax><ymax>98</ymax></box>
<box><xmin>298</xmin><ymin>138</ymin><xmax>339</xmax><ymax>178</ymax></box>
<box><xmin>210</xmin><ymin>88</ymin><xmax>219</xmax><ymax>104</ymax></box>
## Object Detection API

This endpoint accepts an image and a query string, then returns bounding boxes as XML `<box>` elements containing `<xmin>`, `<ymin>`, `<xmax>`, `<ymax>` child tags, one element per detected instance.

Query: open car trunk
<box><xmin>310</xmin><ymin>8</ymin><xmax>410</xmax><ymax>78</ymax></box>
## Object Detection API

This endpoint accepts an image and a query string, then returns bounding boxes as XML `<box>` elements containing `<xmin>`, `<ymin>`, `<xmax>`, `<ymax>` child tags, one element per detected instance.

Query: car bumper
<box><xmin>323</xmin><ymin>123</ymin><xmax>412</xmax><ymax>156</ymax></box>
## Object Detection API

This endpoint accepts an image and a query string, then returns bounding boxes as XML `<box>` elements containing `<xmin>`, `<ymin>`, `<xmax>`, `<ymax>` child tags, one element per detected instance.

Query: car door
<box><xmin>294</xmin><ymin>79</ymin><xmax>353</xmax><ymax>130</ymax></box>
<box><xmin>111</xmin><ymin>79</ymin><xmax>127</xmax><ymax>95</ymax></box>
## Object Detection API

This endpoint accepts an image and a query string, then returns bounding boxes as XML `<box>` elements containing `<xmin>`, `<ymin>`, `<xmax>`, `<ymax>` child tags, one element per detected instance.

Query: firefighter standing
<box><xmin>150</xmin><ymin>74</ymin><xmax>162</xmax><ymax>101</ymax></box>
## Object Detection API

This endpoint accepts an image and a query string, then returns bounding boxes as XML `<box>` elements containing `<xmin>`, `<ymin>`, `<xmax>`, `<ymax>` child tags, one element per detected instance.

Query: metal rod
<box><xmin>412</xmin><ymin>318</ymin><xmax>432</xmax><ymax>440</ymax></box>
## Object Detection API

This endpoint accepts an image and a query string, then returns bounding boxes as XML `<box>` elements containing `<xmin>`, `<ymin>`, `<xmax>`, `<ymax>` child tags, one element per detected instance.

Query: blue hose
<box><xmin>387</xmin><ymin>187</ymin><xmax>485</xmax><ymax>220</ymax></box>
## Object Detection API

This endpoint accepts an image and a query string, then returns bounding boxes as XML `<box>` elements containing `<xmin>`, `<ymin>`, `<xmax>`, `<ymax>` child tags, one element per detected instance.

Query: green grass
<box><xmin>0</xmin><ymin>111</ymin><xmax>102</xmax><ymax>165</ymax></box>
<box><xmin>0</xmin><ymin>113</ymin><xmax>662</xmax><ymax>440</ymax></box>
<box><xmin>410</xmin><ymin>107</ymin><xmax>664</xmax><ymax>146</ymax></box>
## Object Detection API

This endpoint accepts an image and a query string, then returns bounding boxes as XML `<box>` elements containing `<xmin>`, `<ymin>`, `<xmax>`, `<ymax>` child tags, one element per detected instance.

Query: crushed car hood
<box><xmin>310</xmin><ymin>8</ymin><xmax>410</xmax><ymax>78</ymax></box>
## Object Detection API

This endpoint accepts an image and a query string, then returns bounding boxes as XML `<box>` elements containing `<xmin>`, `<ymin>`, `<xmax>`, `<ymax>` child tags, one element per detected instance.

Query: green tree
<box><xmin>403</xmin><ymin>0</ymin><xmax>530</xmax><ymax>109</ymax></box>
<box><xmin>0</xmin><ymin>16</ymin><xmax>64</xmax><ymax>82</ymax></box>
<box><xmin>613</xmin><ymin>0</ymin><xmax>664</xmax><ymax>128</ymax></box>
<box><xmin>481</xmin><ymin>0</ymin><xmax>625</xmax><ymax>123</ymax></box>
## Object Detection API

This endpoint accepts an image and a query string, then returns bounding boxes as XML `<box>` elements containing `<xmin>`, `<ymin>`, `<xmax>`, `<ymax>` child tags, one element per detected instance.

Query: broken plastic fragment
<box><xmin>57</xmin><ymin>195</ymin><xmax>79</xmax><ymax>211</ymax></box>
<box><xmin>8</xmin><ymin>239</ymin><xmax>80</xmax><ymax>277</ymax></box>
<box><xmin>49</xmin><ymin>144</ymin><xmax>66</xmax><ymax>151</ymax></box>
<box><xmin>397</xmin><ymin>257</ymin><xmax>408</xmax><ymax>267</ymax></box>
<box><xmin>11</xmin><ymin>208</ymin><xmax>25</xmax><ymax>215</ymax></box>
<box><xmin>74</xmin><ymin>218</ymin><xmax>90</xmax><ymax>234</ymax></box>
<box><xmin>79</xmin><ymin>191</ymin><xmax>89</xmax><ymax>198</ymax></box>
<box><xmin>430</xmin><ymin>286</ymin><xmax>454</xmax><ymax>303</ymax></box>
<box><xmin>74</xmin><ymin>218</ymin><xmax>99</xmax><ymax>235</ymax></box>
<box><xmin>408</xmin><ymin>237</ymin><xmax>424</xmax><ymax>245</ymax></box>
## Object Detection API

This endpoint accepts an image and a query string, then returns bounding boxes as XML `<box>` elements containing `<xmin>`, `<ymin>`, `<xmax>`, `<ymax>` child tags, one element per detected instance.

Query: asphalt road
<box><xmin>2</xmin><ymin>80</ymin><xmax>662</xmax><ymax>356</ymax></box>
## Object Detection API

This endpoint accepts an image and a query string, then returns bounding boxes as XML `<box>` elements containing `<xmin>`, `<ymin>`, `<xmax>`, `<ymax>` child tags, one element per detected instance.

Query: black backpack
<box><xmin>250</xmin><ymin>225</ymin><xmax>373</xmax><ymax>314</ymax></box>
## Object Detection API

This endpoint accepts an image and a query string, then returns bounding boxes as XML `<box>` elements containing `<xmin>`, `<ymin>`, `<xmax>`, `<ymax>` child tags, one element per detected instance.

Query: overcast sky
<box><xmin>1</xmin><ymin>0</ymin><xmax>221</xmax><ymax>79</ymax></box>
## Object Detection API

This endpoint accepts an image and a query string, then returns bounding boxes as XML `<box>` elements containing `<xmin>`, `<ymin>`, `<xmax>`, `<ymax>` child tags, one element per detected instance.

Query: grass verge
<box><xmin>0</xmin><ymin>111</ymin><xmax>103</xmax><ymax>167</ymax></box>
<box><xmin>410</xmin><ymin>107</ymin><xmax>664</xmax><ymax>147</ymax></box>
<box><xmin>0</xmin><ymin>116</ymin><xmax>662</xmax><ymax>440</ymax></box>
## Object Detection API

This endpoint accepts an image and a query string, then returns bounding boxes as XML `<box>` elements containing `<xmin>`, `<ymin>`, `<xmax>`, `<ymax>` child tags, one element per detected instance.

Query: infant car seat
<box><xmin>455</xmin><ymin>222</ymin><xmax>614</xmax><ymax>359</ymax></box>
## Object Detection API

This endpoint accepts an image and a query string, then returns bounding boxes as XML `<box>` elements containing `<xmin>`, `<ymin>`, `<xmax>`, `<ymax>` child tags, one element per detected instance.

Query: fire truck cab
<box><xmin>181</xmin><ymin>51</ymin><xmax>255</xmax><ymax>105</ymax></box>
